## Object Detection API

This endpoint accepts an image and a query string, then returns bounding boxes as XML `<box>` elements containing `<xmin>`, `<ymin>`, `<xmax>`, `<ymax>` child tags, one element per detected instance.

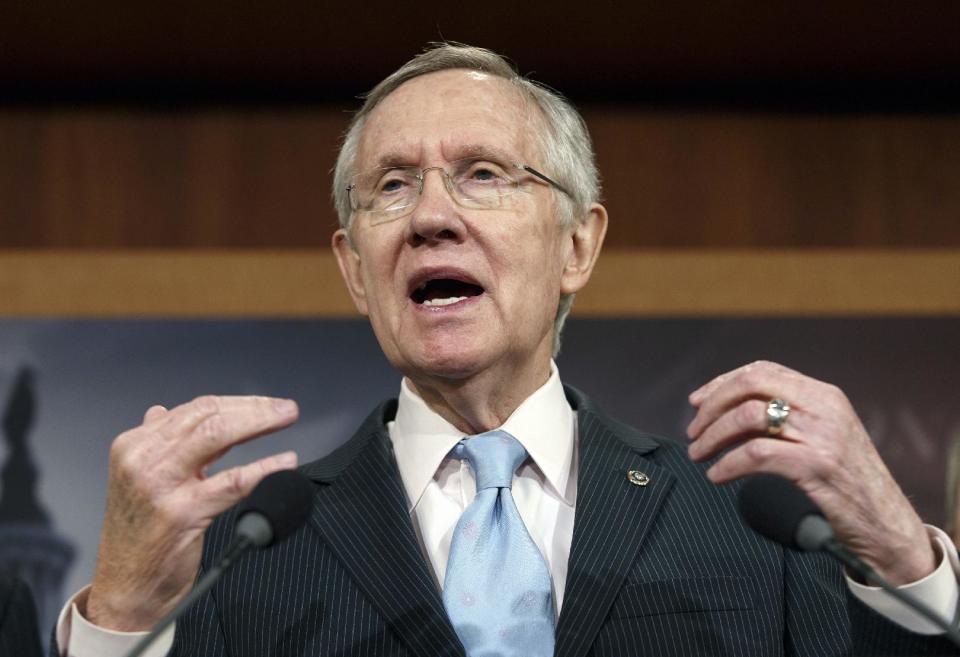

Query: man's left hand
<box><xmin>687</xmin><ymin>360</ymin><xmax>936</xmax><ymax>586</ymax></box>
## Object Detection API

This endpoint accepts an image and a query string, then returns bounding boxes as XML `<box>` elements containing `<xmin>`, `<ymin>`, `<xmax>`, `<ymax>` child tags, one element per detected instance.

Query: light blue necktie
<box><xmin>442</xmin><ymin>430</ymin><xmax>555</xmax><ymax>657</ymax></box>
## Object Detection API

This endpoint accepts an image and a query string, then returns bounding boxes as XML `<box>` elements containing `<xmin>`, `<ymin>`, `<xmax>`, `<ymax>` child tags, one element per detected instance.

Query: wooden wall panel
<box><xmin>1</xmin><ymin>250</ymin><xmax>957</xmax><ymax>317</ymax></box>
<box><xmin>594</xmin><ymin>113</ymin><xmax>960</xmax><ymax>247</ymax></box>
<box><xmin>0</xmin><ymin>111</ymin><xmax>340</xmax><ymax>248</ymax></box>
<box><xmin>2</xmin><ymin>110</ymin><xmax>959</xmax><ymax>248</ymax></box>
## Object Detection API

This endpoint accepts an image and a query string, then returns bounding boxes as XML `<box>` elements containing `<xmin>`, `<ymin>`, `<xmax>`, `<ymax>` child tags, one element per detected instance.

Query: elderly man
<box><xmin>57</xmin><ymin>44</ymin><xmax>957</xmax><ymax>656</ymax></box>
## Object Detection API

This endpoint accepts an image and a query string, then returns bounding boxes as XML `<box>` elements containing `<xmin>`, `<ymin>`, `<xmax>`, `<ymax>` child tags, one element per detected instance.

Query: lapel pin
<box><xmin>627</xmin><ymin>470</ymin><xmax>650</xmax><ymax>486</ymax></box>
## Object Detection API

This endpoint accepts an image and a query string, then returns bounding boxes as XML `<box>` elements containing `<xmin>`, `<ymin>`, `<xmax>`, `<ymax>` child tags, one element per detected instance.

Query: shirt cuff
<box><xmin>55</xmin><ymin>585</ymin><xmax>175</xmax><ymax>657</ymax></box>
<box><xmin>846</xmin><ymin>525</ymin><xmax>959</xmax><ymax>634</ymax></box>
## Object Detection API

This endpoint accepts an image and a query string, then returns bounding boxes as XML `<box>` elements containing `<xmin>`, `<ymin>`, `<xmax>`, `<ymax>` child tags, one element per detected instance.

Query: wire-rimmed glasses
<box><xmin>347</xmin><ymin>157</ymin><xmax>571</xmax><ymax>225</ymax></box>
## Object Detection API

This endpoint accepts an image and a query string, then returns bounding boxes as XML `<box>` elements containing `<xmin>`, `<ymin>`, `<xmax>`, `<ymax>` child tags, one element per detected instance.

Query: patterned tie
<box><xmin>442</xmin><ymin>430</ymin><xmax>555</xmax><ymax>657</ymax></box>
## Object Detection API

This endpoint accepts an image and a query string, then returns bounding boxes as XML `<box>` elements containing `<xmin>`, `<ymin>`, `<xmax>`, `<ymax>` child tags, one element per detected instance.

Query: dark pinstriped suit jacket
<box><xmin>167</xmin><ymin>387</ymin><xmax>954</xmax><ymax>657</ymax></box>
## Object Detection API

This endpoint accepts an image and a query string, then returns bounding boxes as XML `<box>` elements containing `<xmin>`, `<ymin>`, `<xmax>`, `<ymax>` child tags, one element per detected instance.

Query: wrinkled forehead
<box><xmin>355</xmin><ymin>69</ymin><xmax>544</xmax><ymax>171</ymax></box>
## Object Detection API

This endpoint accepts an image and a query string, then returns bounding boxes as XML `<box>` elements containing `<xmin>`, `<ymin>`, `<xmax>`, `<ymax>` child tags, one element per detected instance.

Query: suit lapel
<box><xmin>302</xmin><ymin>402</ymin><xmax>465</xmax><ymax>657</ymax></box>
<box><xmin>556</xmin><ymin>390</ymin><xmax>676</xmax><ymax>657</ymax></box>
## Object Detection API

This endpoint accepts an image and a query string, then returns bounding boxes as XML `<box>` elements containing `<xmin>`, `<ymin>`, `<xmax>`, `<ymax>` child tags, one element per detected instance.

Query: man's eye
<box><xmin>465</xmin><ymin>162</ymin><xmax>506</xmax><ymax>183</ymax></box>
<box><xmin>378</xmin><ymin>177</ymin><xmax>408</xmax><ymax>194</ymax></box>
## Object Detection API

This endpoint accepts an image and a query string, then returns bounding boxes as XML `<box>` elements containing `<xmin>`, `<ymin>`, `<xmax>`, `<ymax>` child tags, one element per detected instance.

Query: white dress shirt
<box><xmin>389</xmin><ymin>362</ymin><xmax>576</xmax><ymax>614</ymax></box>
<box><xmin>59</xmin><ymin>364</ymin><xmax>960</xmax><ymax>655</ymax></box>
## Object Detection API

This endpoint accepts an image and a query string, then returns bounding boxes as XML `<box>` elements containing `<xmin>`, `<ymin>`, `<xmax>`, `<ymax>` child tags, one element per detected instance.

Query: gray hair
<box><xmin>332</xmin><ymin>43</ymin><xmax>601</xmax><ymax>356</ymax></box>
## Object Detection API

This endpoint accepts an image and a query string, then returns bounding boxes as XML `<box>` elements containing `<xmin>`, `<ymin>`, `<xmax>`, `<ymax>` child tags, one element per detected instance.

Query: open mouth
<box><xmin>411</xmin><ymin>278</ymin><xmax>485</xmax><ymax>307</ymax></box>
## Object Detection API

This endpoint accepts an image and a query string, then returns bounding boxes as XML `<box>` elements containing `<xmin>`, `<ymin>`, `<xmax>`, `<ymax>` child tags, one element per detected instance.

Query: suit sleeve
<box><xmin>783</xmin><ymin>546</ymin><xmax>958</xmax><ymax>656</ymax></box>
<box><xmin>847</xmin><ymin>588</ymin><xmax>959</xmax><ymax>656</ymax></box>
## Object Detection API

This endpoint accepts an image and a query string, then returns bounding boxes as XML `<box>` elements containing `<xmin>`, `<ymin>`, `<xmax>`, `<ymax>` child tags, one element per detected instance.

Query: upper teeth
<box><xmin>423</xmin><ymin>296</ymin><xmax>467</xmax><ymax>306</ymax></box>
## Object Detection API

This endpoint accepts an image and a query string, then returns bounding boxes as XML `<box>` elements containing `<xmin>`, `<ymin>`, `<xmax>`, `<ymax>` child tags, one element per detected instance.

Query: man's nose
<box><xmin>407</xmin><ymin>168</ymin><xmax>462</xmax><ymax>243</ymax></box>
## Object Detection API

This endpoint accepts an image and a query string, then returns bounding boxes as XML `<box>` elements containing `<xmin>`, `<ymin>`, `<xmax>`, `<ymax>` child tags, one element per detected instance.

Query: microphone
<box><xmin>124</xmin><ymin>469</ymin><xmax>314</xmax><ymax>657</ymax></box>
<box><xmin>737</xmin><ymin>473</ymin><xmax>835</xmax><ymax>552</ymax></box>
<box><xmin>234</xmin><ymin>468</ymin><xmax>316</xmax><ymax>548</ymax></box>
<box><xmin>738</xmin><ymin>474</ymin><xmax>960</xmax><ymax>648</ymax></box>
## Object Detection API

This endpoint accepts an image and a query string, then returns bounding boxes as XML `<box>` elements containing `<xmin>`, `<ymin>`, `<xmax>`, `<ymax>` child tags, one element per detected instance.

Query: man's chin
<box><xmin>397</xmin><ymin>343</ymin><xmax>493</xmax><ymax>384</ymax></box>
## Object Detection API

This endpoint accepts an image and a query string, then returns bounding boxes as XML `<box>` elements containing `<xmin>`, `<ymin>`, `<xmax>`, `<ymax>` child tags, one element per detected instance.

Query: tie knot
<box><xmin>452</xmin><ymin>430</ymin><xmax>527</xmax><ymax>490</ymax></box>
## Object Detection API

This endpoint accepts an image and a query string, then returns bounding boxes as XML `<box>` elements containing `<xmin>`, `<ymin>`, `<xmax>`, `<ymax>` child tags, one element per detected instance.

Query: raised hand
<box><xmin>686</xmin><ymin>360</ymin><xmax>936</xmax><ymax>585</ymax></box>
<box><xmin>84</xmin><ymin>395</ymin><xmax>301</xmax><ymax>630</ymax></box>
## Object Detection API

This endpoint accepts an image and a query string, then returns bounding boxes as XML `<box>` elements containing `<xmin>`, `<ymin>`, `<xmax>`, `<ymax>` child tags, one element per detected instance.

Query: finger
<box><xmin>143</xmin><ymin>405</ymin><xmax>168</xmax><ymax>423</ymax></box>
<box><xmin>163</xmin><ymin>395</ymin><xmax>293</xmax><ymax>435</ymax></box>
<box><xmin>687</xmin><ymin>361</ymin><xmax>809</xmax><ymax>439</ymax></box>
<box><xmin>192</xmin><ymin>450</ymin><xmax>300</xmax><ymax>519</ymax></box>
<box><xmin>703</xmin><ymin>436</ymin><xmax>805</xmax><ymax>484</ymax></box>
<box><xmin>688</xmin><ymin>361</ymin><xmax>777</xmax><ymax>405</ymax></box>
<box><xmin>161</xmin><ymin>396</ymin><xmax>299</xmax><ymax>470</ymax></box>
<box><xmin>688</xmin><ymin>399</ymin><xmax>775</xmax><ymax>461</ymax></box>
<box><xmin>200</xmin><ymin>445</ymin><xmax>232</xmax><ymax>477</ymax></box>
<box><xmin>688</xmin><ymin>368</ymin><xmax>743</xmax><ymax>406</ymax></box>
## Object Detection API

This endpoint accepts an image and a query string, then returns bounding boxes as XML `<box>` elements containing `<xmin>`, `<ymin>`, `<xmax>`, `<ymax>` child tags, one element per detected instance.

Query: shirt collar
<box><xmin>389</xmin><ymin>361</ymin><xmax>575</xmax><ymax>512</ymax></box>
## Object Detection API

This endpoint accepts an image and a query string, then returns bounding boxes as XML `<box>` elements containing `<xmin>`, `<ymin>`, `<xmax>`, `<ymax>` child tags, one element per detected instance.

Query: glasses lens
<box><xmin>350</xmin><ymin>167</ymin><xmax>419</xmax><ymax>214</ymax></box>
<box><xmin>450</xmin><ymin>159</ymin><xmax>520</xmax><ymax>207</ymax></box>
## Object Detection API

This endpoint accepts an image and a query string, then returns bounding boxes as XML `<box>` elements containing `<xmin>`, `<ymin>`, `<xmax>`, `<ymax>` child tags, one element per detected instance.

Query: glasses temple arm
<box><xmin>520</xmin><ymin>165</ymin><xmax>574</xmax><ymax>199</ymax></box>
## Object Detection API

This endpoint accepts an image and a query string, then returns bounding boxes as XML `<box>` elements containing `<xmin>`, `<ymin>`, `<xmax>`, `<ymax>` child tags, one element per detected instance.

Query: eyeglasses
<box><xmin>347</xmin><ymin>157</ymin><xmax>571</xmax><ymax>225</ymax></box>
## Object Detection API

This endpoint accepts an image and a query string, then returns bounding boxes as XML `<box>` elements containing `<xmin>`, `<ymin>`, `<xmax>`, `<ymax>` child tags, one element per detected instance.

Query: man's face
<box><xmin>333</xmin><ymin>69</ymin><xmax>599</xmax><ymax>388</ymax></box>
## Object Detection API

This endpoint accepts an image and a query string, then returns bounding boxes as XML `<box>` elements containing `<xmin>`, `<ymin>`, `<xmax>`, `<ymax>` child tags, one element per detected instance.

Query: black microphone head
<box><xmin>236</xmin><ymin>469</ymin><xmax>314</xmax><ymax>548</ymax></box>
<box><xmin>737</xmin><ymin>473</ymin><xmax>824</xmax><ymax>550</ymax></box>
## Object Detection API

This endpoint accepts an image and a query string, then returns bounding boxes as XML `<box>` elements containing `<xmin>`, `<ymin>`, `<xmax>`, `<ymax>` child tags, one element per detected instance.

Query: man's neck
<box><xmin>405</xmin><ymin>358</ymin><xmax>553</xmax><ymax>435</ymax></box>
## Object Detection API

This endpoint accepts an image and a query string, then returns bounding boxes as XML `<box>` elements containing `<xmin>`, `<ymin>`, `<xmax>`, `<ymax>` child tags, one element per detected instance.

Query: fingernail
<box><xmin>277</xmin><ymin>451</ymin><xmax>298</xmax><ymax>467</ymax></box>
<box><xmin>273</xmin><ymin>399</ymin><xmax>298</xmax><ymax>416</ymax></box>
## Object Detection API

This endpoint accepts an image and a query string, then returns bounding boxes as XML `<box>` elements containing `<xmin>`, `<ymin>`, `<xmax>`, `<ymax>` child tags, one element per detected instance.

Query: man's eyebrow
<box><xmin>371</xmin><ymin>152</ymin><xmax>416</xmax><ymax>169</ymax></box>
<box><xmin>367</xmin><ymin>145</ymin><xmax>516</xmax><ymax>169</ymax></box>
<box><xmin>452</xmin><ymin>144</ymin><xmax>515</xmax><ymax>163</ymax></box>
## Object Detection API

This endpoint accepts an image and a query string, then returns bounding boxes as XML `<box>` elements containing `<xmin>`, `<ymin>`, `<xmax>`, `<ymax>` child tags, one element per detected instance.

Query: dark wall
<box><xmin>4</xmin><ymin>2</ymin><xmax>960</xmax><ymax>107</ymax></box>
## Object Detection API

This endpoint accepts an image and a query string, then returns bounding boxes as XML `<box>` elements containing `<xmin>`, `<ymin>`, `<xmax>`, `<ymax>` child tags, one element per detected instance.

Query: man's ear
<box><xmin>332</xmin><ymin>228</ymin><xmax>369</xmax><ymax>315</ymax></box>
<box><xmin>560</xmin><ymin>203</ymin><xmax>608</xmax><ymax>295</ymax></box>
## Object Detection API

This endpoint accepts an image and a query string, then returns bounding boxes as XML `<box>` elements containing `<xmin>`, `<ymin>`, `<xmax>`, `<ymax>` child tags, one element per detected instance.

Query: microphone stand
<box><xmin>741</xmin><ymin>474</ymin><xmax>960</xmax><ymax>649</ymax></box>
<box><xmin>123</xmin><ymin>535</ymin><xmax>253</xmax><ymax>657</ymax></box>
<box><xmin>822</xmin><ymin>539</ymin><xmax>960</xmax><ymax>649</ymax></box>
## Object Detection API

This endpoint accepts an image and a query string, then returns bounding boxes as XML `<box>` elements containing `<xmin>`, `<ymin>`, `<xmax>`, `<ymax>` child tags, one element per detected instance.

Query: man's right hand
<box><xmin>83</xmin><ymin>395</ymin><xmax>300</xmax><ymax>631</ymax></box>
